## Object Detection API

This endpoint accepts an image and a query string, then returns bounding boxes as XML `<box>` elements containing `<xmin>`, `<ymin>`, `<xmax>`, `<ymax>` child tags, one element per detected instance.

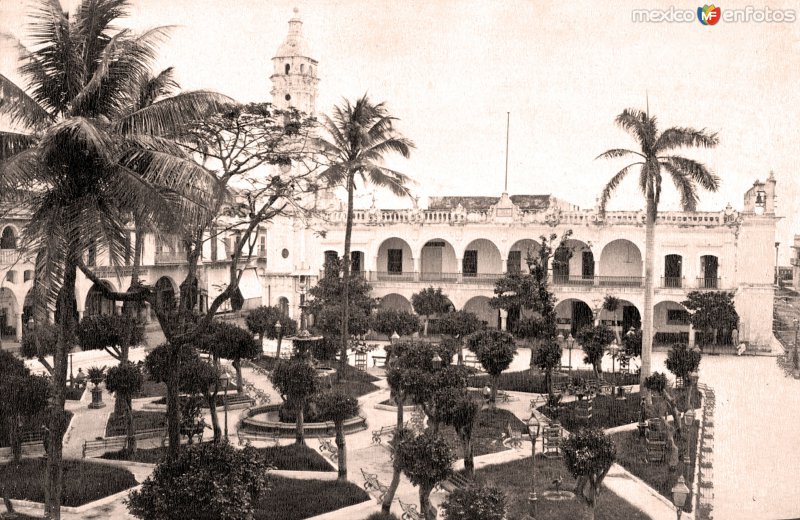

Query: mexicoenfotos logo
<box><xmin>698</xmin><ymin>4</ymin><xmax>721</xmax><ymax>25</ymax></box>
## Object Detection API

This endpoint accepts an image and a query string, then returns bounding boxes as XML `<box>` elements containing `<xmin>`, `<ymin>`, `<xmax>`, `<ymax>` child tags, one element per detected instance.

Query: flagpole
<box><xmin>504</xmin><ymin>112</ymin><xmax>510</xmax><ymax>193</ymax></box>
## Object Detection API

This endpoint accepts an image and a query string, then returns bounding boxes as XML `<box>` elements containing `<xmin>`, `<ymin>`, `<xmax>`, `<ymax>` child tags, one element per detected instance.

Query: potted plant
<box><xmin>87</xmin><ymin>365</ymin><xmax>106</xmax><ymax>409</ymax></box>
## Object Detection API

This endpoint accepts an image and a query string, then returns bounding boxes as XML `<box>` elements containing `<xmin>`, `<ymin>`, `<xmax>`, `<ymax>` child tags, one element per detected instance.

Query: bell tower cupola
<box><xmin>270</xmin><ymin>8</ymin><xmax>319</xmax><ymax>115</ymax></box>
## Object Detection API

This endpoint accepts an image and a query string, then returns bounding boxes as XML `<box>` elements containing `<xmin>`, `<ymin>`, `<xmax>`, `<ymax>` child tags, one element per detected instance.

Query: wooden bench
<box><xmin>372</xmin><ymin>422</ymin><xmax>408</xmax><ymax>444</ymax></box>
<box><xmin>542</xmin><ymin>424</ymin><xmax>563</xmax><ymax>459</ymax></box>
<box><xmin>82</xmin><ymin>428</ymin><xmax>166</xmax><ymax>458</ymax></box>
<box><xmin>372</xmin><ymin>355</ymin><xmax>387</xmax><ymax>367</ymax></box>
<box><xmin>436</xmin><ymin>471</ymin><xmax>470</xmax><ymax>493</ymax></box>
<box><xmin>503</xmin><ymin>423</ymin><xmax>523</xmax><ymax>449</ymax></box>
<box><xmin>399</xmin><ymin>499</ymin><xmax>424</xmax><ymax>520</ymax></box>
<box><xmin>354</xmin><ymin>351</ymin><xmax>368</xmax><ymax>371</ymax></box>
<box><xmin>361</xmin><ymin>468</ymin><xmax>389</xmax><ymax>502</ymax></box>
<box><xmin>645</xmin><ymin>422</ymin><xmax>667</xmax><ymax>463</ymax></box>
<box><xmin>317</xmin><ymin>435</ymin><xmax>338</xmax><ymax>461</ymax></box>
<box><xmin>463</xmin><ymin>354</ymin><xmax>483</xmax><ymax>370</ymax></box>
<box><xmin>237</xmin><ymin>430</ymin><xmax>279</xmax><ymax>446</ymax></box>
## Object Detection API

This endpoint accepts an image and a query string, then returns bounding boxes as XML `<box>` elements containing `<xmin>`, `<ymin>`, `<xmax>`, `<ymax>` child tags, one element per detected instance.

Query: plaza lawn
<box><xmin>610</xmin><ymin>423</ymin><xmax>699</xmax><ymax>514</ymax></box>
<box><xmin>252</xmin><ymin>477</ymin><xmax>369</xmax><ymax>519</ymax></box>
<box><xmin>434</xmin><ymin>407</ymin><xmax>528</xmax><ymax>457</ymax></box>
<box><xmin>468</xmin><ymin>369</ymin><xmax>639</xmax><ymax>394</ymax></box>
<box><xmin>257</xmin><ymin>443</ymin><xmax>334</xmax><ymax>472</ymax></box>
<box><xmin>65</xmin><ymin>384</ymin><xmax>86</xmax><ymax>401</ymax></box>
<box><xmin>473</xmin><ymin>456</ymin><xmax>651</xmax><ymax>520</ymax></box>
<box><xmin>105</xmin><ymin>410</ymin><xmax>166</xmax><ymax>437</ymax></box>
<box><xmin>540</xmin><ymin>387</ymin><xmax>702</xmax><ymax>431</ymax></box>
<box><xmin>0</xmin><ymin>459</ymin><xmax>137</xmax><ymax>507</ymax></box>
<box><xmin>131</xmin><ymin>378</ymin><xmax>167</xmax><ymax>399</ymax></box>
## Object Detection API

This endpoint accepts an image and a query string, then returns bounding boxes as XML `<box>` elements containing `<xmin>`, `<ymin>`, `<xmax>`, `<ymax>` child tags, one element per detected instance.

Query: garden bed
<box><xmin>105</xmin><ymin>411</ymin><xmax>166</xmax><ymax>437</ymax></box>
<box><xmin>610</xmin><ymin>423</ymin><xmax>699</xmax><ymax>513</ymax></box>
<box><xmin>252</xmin><ymin>477</ymin><xmax>368</xmax><ymax>519</ymax></box>
<box><xmin>257</xmin><ymin>444</ymin><xmax>334</xmax><ymax>472</ymax></box>
<box><xmin>65</xmin><ymin>384</ymin><xmax>86</xmax><ymax>401</ymax></box>
<box><xmin>0</xmin><ymin>459</ymin><xmax>137</xmax><ymax>507</ymax></box>
<box><xmin>132</xmin><ymin>378</ymin><xmax>167</xmax><ymax>399</ymax></box>
<box><xmin>254</xmin><ymin>356</ymin><xmax>380</xmax><ymax>398</ymax></box>
<box><xmin>434</xmin><ymin>407</ymin><xmax>527</xmax><ymax>457</ymax></box>
<box><xmin>473</xmin><ymin>456</ymin><xmax>651</xmax><ymax>520</ymax></box>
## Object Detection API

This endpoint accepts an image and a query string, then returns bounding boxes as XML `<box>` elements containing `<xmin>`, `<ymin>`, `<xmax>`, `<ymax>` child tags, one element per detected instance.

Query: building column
<box><xmin>594</xmin><ymin>260</ymin><xmax>600</xmax><ymax>286</ymax></box>
<box><xmin>501</xmin><ymin>257</ymin><xmax>507</xmax><ymax>274</ymax></box>
<box><xmin>688</xmin><ymin>324</ymin><xmax>695</xmax><ymax>348</ymax></box>
<box><xmin>456</xmin><ymin>257</ymin><xmax>463</xmax><ymax>284</ymax></box>
<box><xmin>414</xmin><ymin>257</ymin><xmax>421</xmax><ymax>282</ymax></box>
<box><xmin>499</xmin><ymin>309</ymin><xmax>508</xmax><ymax>331</ymax></box>
<box><xmin>78</xmin><ymin>310</ymin><xmax>84</xmax><ymax>322</ymax></box>
<box><xmin>15</xmin><ymin>313</ymin><xmax>22</xmax><ymax>341</ymax></box>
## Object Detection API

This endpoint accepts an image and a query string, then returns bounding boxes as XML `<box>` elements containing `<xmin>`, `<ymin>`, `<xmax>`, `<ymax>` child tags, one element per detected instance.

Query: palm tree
<box><xmin>317</xmin><ymin>95</ymin><xmax>414</xmax><ymax>375</ymax></box>
<box><xmin>0</xmin><ymin>1</ymin><xmax>227</xmax><ymax>517</ymax></box>
<box><xmin>597</xmin><ymin>108</ymin><xmax>719</xmax><ymax>393</ymax></box>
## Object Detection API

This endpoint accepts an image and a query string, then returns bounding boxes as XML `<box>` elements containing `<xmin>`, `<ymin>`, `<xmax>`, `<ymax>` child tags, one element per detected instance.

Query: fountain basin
<box><xmin>240</xmin><ymin>404</ymin><xmax>367</xmax><ymax>437</ymax></box>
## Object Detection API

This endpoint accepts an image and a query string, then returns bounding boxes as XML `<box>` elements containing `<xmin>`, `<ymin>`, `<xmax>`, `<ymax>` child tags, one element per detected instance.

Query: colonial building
<box><xmin>0</xmin><ymin>10</ymin><xmax>779</xmax><ymax>352</ymax></box>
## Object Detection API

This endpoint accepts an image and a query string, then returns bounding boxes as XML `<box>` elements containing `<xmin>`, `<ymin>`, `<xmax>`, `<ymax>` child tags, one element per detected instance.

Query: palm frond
<box><xmin>362</xmin><ymin>136</ymin><xmax>414</xmax><ymax>161</ymax></box>
<box><xmin>362</xmin><ymin>165</ymin><xmax>414</xmax><ymax>197</ymax></box>
<box><xmin>0</xmin><ymin>73</ymin><xmax>54</xmax><ymax>129</ymax></box>
<box><xmin>661</xmin><ymin>163</ymin><xmax>698</xmax><ymax>211</ymax></box>
<box><xmin>0</xmin><ymin>148</ymin><xmax>41</xmax><ymax>195</ymax></box>
<box><xmin>0</xmin><ymin>131</ymin><xmax>37</xmax><ymax>161</ymax></box>
<box><xmin>74</xmin><ymin>0</ymin><xmax>130</xmax><ymax>68</ymax></box>
<box><xmin>656</xmin><ymin>127</ymin><xmax>719</xmax><ymax>152</ymax></box>
<box><xmin>68</xmin><ymin>28</ymin><xmax>130</xmax><ymax>115</ymax></box>
<box><xmin>661</xmin><ymin>156</ymin><xmax>720</xmax><ymax>192</ymax></box>
<box><xmin>615</xmin><ymin>108</ymin><xmax>650</xmax><ymax>147</ymax></box>
<box><xmin>598</xmin><ymin>162</ymin><xmax>642</xmax><ymax>216</ymax></box>
<box><xmin>114</xmin><ymin>90</ymin><xmax>235</xmax><ymax>137</ymax></box>
<box><xmin>595</xmin><ymin>148</ymin><xmax>643</xmax><ymax>160</ymax></box>
<box><xmin>135</xmin><ymin>67</ymin><xmax>180</xmax><ymax>109</ymax></box>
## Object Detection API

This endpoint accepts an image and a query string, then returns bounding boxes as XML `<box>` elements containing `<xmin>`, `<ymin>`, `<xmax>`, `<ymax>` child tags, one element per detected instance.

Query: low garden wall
<box><xmin>240</xmin><ymin>404</ymin><xmax>367</xmax><ymax>437</ymax></box>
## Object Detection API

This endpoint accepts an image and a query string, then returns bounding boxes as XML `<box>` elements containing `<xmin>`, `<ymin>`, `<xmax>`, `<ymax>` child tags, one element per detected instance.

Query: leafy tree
<box><xmin>315</xmin><ymin>390</ymin><xmax>360</xmax><ymax>480</ymax></box>
<box><xmin>371</xmin><ymin>309</ymin><xmax>420</xmax><ymax>337</ymax></box>
<box><xmin>105</xmin><ymin>362</ymin><xmax>144</xmax><ymax>455</ymax></box>
<box><xmin>77</xmin><ymin>314</ymin><xmax>144</xmax><ymax>362</ymax></box>
<box><xmin>127</xmin><ymin>443</ymin><xmax>271</xmax><ymax>520</ymax></box>
<box><xmin>0</xmin><ymin>351</ymin><xmax>49</xmax><ymax>462</ymax></box>
<box><xmin>665</xmin><ymin>343</ymin><xmax>702</xmax><ymax>387</ymax></box>
<box><xmin>270</xmin><ymin>360</ymin><xmax>320</xmax><ymax>444</ymax></box>
<box><xmin>576</xmin><ymin>325</ymin><xmax>616</xmax><ymax>378</ymax></box>
<box><xmin>491</xmin><ymin>232</ymin><xmax>569</xmax><ymax>369</ymax></box>
<box><xmin>411</xmin><ymin>287</ymin><xmax>451</xmax><ymax>336</ymax></box>
<box><xmin>438</xmin><ymin>391</ymin><xmax>481</xmax><ymax>477</ymax></box>
<box><xmin>207</xmin><ymin>322</ymin><xmax>260</xmax><ymax>394</ymax></box>
<box><xmin>598</xmin><ymin>108</ymin><xmax>720</xmax><ymax>393</ymax></box>
<box><xmin>307</xmin><ymin>258</ymin><xmax>377</xmax><ymax>371</ymax></box>
<box><xmin>622</xmin><ymin>328</ymin><xmax>642</xmax><ymax>360</ymax></box>
<box><xmin>437</xmin><ymin>310</ymin><xmax>484</xmax><ymax>365</ymax></box>
<box><xmin>19</xmin><ymin>321</ymin><xmax>61</xmax><ymax>375</ymax></box>
<box><xmin>442</xmin><ymin>485</ymin><xmax>507</xmax><ymax>520</ymax></box>
<box><xmin>145</xmin><ymin>343</ymin><xmax>199</xmax><ymax>452</ymax></box>
<box><xmin>643</xmin><ymin>372</ymin><xmax>682</xmax><ymax>468</ymax></box>
<box><xmin>178</xmin><ymin>357</ymin><xmax>223</xmax><ymax>443</ymax></box>
<box><xmin>532</xmin><ymin>340</ymin><xmax>562</xmax><ymax>397</ymax></box>
<box><xmin>396</xmin><ymin>432</ymin><xmax>455</xmax><ymax>520</ymax></box>
<box><xmin>466</xmin><ymin>331</ymin><xmax>516</xmax><ymax>407</ymax></box>
<box><xmin>245</xmin><ymin>305</ymin><xmax>298</xmax><ymax>352</ymax></box>
<box><xmin>682</xmin><ymin>291</ymin><xmax>739</xmax><ymax>346</ymax></box>
<box><xmin>317</xmin><ymin>95</ymin><xmax>414</xmax><ymax>376</ymax></box>
<box><xmin>562</xmin><ymin>427</ymin><xmax>616</xmax><ymax>519</ymax></box>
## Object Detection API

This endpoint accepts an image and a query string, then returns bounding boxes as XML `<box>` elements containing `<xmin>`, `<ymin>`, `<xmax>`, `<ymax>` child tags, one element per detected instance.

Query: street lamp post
<box><xmin>567</xmin><ymin>333</ymin><xmax>575</xmax><ymax>377</ymax></box>
<box><xmin>274</xmin><ymin>320</ymin><xmax>283</xmax><ymax>359</ymax></box>
<box><xmin>671</xmin><ymin>475</ymin><xmax>690</xmax><ymax>519</ymax></box>
<box><xmin>527</xmin><ymin>413</ymin><xmax>542</xmax><ymax>516</ymax></box>
<box><xmin>69</xmin><ymin>352</ymin><xmax>74</xmax><ymax>387</ymax></box>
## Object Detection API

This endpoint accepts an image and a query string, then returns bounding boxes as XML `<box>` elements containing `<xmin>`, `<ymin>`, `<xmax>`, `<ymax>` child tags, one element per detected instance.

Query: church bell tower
<box><xmin>270</xmin><ymin>8</ymin><xmax>319</xmax><ymax>115</ymax></box>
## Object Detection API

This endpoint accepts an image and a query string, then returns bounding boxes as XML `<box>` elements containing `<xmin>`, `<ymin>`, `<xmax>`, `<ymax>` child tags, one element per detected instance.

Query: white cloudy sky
<box><xmin>1</xmin><ymin>0</ymin><xmax>799</xmax><ymax>258</ymax></box>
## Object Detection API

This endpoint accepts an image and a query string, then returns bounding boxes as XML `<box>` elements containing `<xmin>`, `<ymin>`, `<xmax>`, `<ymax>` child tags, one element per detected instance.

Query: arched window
<box><xmin>5</xmin><ymin>271</ymin><xmax>15</xmax><ymax>283</ymax></box>
<box><xmin>0</xmin><ymin>227</ymin><xmax>16</xmax><ymax>249</ymax></box>
<box><xmin>278</xmin><ymin>297</ymin><xmax>289</xmax><ymax>317</ymax></box>
<box><xmin>23</xmin><ymin>270</ymin><xmax>32</xmax><ymax>282</ymax></box>
<box><xmin>285</xmin><ymin>63</ymin><xmax>290</xmax><ymax>74</ymax></box>
<box><xmin>300</xmin><ymin>64</ymin><xmax>305</xmax><ymax>74</ymax></box>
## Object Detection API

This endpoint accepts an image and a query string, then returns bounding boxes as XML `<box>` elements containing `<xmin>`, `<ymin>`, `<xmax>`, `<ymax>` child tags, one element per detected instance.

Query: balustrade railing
<box><xmin>696</xmin><ymin>277</ymin><xmax>720</xmax><ymax>289</ymax></box>
<box><xmin>662</xmin><ymin>276</ymin><xmax>684</xmax><ymax>288</ymax></box>
<box><xmin>419</xmin><ymin>272</ymin><xmax>459</xmax><ymax>283</ymax></box>
<box><xmin>461</xmin><ymin>273</ymin><xmax>502</xmax><ymax>284</ymax></box>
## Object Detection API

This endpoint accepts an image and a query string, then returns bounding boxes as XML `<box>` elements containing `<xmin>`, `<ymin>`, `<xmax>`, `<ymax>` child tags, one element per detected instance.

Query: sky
<box><xmin>1</xmin><ymin>0</ymin><xmax>799</xmax><ymax>259</ymax></box>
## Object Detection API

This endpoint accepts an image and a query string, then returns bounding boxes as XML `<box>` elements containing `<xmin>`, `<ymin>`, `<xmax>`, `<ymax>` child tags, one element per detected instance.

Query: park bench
<box><xmin>317</xmin><ymin>435</ymin><xmax>338</xmax><ymax>461</ymax></box>
<box><xmin>502</xmin><ymin>423</ymin><xmax>523</xmax><ymax>449</ymax></box>
<box><xmin>371</xmin><ymin>422</ymin><xmax>409</xmax><ymax>444</ymax></box>
<box><xmin>399</xmin><ymin>499</ymin><xmax>423</xmax><ymax>520</ymax></box>
<box><xmin>237</xmin><ymin>429</ymin><xmax>279</xmax><ymax>446</ymax></box>
<box><xmin>372</xmin><ymin>355</ymin><xmax>387</xmax><ymax>367</ymax></box>
<box><xmin>360</xmin><ymin>468</ymin><xmax>389</xmax><ymax>502</ymax></box>
<box><xmin>575</xmin><ymin>398</ymin><xmax>593</xmax><ymax>422</ymax></box>
<box><xmin>463</xmin><ymin>354</ymin><xmax>483</xmax><ymax>370</ymax></box>
<box><xmin>82</xmin><ymin>428</ymin><xmax>166</xmax><ymax>458</ymax></box>
<box><xmin>354</xmin><ymin>351</ymin><xmax>368</xmax><ymax>371</ymax></box>
<box><xmin>542</xmin><ymin>423</ymin><xmax>563</xmax><ymax>459</ymax></box>
<box><xmin>436</xmin><ymin>471</ymin><xmax>470</xmax><ymax>493</ymax></box>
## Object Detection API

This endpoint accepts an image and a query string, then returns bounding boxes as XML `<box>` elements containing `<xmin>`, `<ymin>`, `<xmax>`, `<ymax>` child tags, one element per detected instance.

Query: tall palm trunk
<box><xmin>124</xmin><ymin>395</ymin><xmax>136</xmax><ymax>455</ymax></box>
<box><xmin>641</xmin><ymin>196</ymin><xmax>656</xmax><ymax>401</ymax></box>
<box><xmin>334</xmin><ymin>423</ymin><xmax>347</xmax><ymax>480</ymax></box>
<box><xmin>338</xmin><ymin>173</ymin><xmax>355</xmax><ymax>379</ymax></box>
<box><xmin>233</xmin><ymin>358</ymin><xmax>243</xmax><ymax>394</ymax></box>
<box><xmin>46</xmin><ymin>258</ymin><xmax>77</xmax><ymax>519</ymax></box>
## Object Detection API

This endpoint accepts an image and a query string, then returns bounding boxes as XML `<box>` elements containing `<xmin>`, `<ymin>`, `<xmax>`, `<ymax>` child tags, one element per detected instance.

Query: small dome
<box><xmin>274</xmin><ymin>10</ymin><xmax>313</xmax><ymax>59</ymax></box>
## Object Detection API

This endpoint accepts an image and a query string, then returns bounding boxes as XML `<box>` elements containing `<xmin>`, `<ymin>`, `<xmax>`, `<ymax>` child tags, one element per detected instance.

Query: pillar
<box><xmin>500</xmin><ymin>309</ymin><xmax>508</xmax><ymax>331</ymax></box>
<box><xmin>15</xmin><ymin>313</ymin><xmax>22</xmax><ymax>341</ymax></box>
<box><xmin>456</xmin><ymin>257</ymin><xmax>463</xmax><ymax>283</ymax></box>
<box><xmin>688</xmin><ymin>324</ymin><xmax>695</xmax><ymax>348</ymax></box>
<box><xmin>414</xmin><ymin>257</ymin><xmax>421</xmax><ymax>282</ymax></box>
